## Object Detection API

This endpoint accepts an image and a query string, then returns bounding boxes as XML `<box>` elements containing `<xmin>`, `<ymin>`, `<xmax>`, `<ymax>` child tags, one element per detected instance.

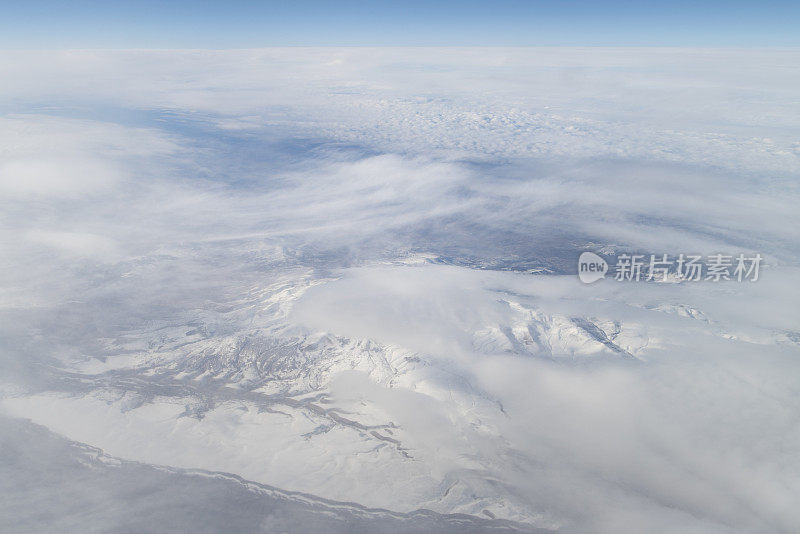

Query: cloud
<box><xmin>25</xmin><ymin>230</ymin><xmax>120</xmax><ymax>260</ymax></box>
<box><xmin>0</xmin><ymin>49</ymin><xmax>798</xmax><ymax>173</ymax></box>
<box><xmin>1</xmin><ymin>49</ymin><xmax>799</xmax><ymax>532</ymax></box>
<box><xmin>292</xmin><ymin>263</ymin><xmax>800</xmax><ymax>532</ymax></box>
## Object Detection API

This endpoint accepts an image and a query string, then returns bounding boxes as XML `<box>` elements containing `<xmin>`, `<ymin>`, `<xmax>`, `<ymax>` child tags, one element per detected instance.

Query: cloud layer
<box><xmin>1</xmin><ymin>49</ymin><xmax>799</xmax><ymax>533</ymax></box>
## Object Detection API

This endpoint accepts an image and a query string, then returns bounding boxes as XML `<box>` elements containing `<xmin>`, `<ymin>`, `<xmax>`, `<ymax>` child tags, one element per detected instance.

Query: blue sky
<box><xmin>1</xmin><ymin>0</ymin><xmax>798</xmax><ymax>48</ymax></box>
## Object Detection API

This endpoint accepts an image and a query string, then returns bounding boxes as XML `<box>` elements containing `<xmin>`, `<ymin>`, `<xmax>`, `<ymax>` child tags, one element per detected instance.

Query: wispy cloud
<box><xmin>1</xmin><ymin>49</ymin><xmax>799</xmax><ymax>533</ymax></box>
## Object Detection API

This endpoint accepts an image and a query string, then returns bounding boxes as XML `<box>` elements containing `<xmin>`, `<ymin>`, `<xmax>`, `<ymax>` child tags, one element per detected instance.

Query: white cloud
<box><xmin>26</xmin><ymin>230</ymin><xmax>120</xmax><ymax>260</ymax></box>
<box><xmin>1</xmin><ymin>49</ymin><xmax>799</xmax><ymax>533</ymax></box>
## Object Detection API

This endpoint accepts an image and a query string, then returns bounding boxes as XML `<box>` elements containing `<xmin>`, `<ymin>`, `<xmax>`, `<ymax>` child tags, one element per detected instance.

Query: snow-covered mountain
<box><xmin>2</xmin><ymin>48</ymin><xmax>800</xmax><ymax>533</ymax></box>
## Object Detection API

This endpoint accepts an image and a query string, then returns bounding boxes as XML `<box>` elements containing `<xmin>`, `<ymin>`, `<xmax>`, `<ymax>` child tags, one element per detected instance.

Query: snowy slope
<box><xmin>2</xmin><ymin>48</ymin><xmax>800</xmax><ymax>533</ymax></box>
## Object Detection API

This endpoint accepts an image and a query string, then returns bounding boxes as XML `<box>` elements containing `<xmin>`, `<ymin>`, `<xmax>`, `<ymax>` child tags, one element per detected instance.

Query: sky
<box><xmin>1</xmin><ymin>0</ymin><xmax>798</xmax><ymax>48</ymax></box>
